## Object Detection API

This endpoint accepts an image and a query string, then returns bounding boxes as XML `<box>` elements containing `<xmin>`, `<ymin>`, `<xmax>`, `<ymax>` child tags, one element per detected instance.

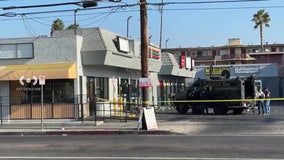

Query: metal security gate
<box><xmin>94</xmin><ymin>101</ymin><xmax>140</xmax><ymax>121</ymax></box>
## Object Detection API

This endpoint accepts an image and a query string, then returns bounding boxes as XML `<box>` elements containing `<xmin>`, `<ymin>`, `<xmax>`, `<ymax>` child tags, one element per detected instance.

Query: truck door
<box><xmin>240</xmin><ymin>80</ymin><xmax>245</xmax><ymax>99</ymax></box>
<box><xmin>254</xmin><ymin>80</ymin><xmax>262</xmax><ymax>96</ymax></box>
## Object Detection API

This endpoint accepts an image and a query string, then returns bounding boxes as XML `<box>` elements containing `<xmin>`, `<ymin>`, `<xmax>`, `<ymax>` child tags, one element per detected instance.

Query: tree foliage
<box><xmin>50</xmin><ymin>18</ymin><xmax>64</xmax><ymax>36</ymax></box>
<box><xmin>251</xmin><ymin>9</ymin><xmax>270</xmax><ymax>52</ymax></box>
<box><xmin>66</xmin><ymin>24</ymin><xmax>80</xmax><ymax>30</ymax></box>
<box><xmin>51</xmin><ymin>18</ymin><xmax>65</xmax><ymax>31</ymax></box>
<box><xmin>51</xmin><ymin>18</ymin><xmax>81</xmax><ymax>35</ymax></box>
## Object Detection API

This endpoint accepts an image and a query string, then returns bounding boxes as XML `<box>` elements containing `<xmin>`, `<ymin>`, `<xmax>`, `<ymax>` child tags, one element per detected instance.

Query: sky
<box><xmin>0</xmin><ymin>0</ymin><xmax>283</xmax><ymax>49</ymax></box>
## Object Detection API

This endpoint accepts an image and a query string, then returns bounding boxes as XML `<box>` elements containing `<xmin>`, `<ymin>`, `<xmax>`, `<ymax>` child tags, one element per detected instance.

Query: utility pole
<box><xmin>74</xmin><ymin>9</ymin><xmax>78</xmax><ymax>35</ymax></box>
<box><xmin>140</xmin><ymin>0</ymin><xmax>149</xmax><ymax>109</ymax></box>
<box><xmin>140</xmin><ymin>0</ymin><xmax>158</xmax><ymax>131</ymax></box>
<box><xmin>159</xmin><ymin>0</ymin><xmax>164</xmax><ymax>49</ymax></box>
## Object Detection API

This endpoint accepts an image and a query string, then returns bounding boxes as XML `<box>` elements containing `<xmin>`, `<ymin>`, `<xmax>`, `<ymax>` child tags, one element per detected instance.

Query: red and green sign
<box><xmin>148</xmin><ymin>46</ymin><xmax>161</xmax><ymax>59</ymax></box>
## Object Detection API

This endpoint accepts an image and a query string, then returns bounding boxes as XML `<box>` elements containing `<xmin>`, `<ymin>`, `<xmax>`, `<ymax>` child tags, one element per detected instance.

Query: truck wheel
<box><xmin>176</xmin><ymin>103</ymin><xmax>189</xmax><ymax>114</ymax></box>
<box><xmin>213</xmin><ymin>103</ymin><xmax>229</xmax><ymax>115</ymax></box>
<box><xmin>233</xmin><ymin>108</ymin><xmax>244</xmax><ymax>114</ymax></box>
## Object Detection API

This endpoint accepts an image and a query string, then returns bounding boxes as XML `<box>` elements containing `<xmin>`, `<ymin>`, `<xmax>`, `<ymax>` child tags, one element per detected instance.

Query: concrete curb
<box><xmin>46</xmin><ymin>130</ymin><xmax>174</xmax><ymax>135</ymax></box>
<box><xmin>0</xmin><ymin>130</ymin><xmax>175</xmax><ymax>136</ymax></box>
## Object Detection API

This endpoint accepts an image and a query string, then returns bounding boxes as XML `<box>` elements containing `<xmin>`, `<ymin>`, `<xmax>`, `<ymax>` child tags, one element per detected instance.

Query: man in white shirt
<box><xmin>256</xmin><ymin>87</ymin><xmax>265</xmax><ymax>115</ymax></box>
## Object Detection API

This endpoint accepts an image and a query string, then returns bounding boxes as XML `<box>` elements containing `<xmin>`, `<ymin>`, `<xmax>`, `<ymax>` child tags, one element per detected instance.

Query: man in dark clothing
<box><xmin>264</xmin><ymin>87</ymin><xmax>271</xmax><ymax>114</ymax></box>
<box><xmin>200</xmin><ymin>87</ymin><xmax>210</xmax><ymax>114</ymax></box>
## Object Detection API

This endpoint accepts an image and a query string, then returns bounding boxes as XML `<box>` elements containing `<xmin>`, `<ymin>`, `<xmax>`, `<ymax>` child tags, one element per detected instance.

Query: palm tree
<box><xmin>66</xmin><ymin>24</ymin><xmax>80</xmax><ymax>30</ymax></box>
<box><xmin>50</xmin><ymin>18</ymin><xmax>65</xmax><ymax>36</ymax></box>
<box><xmin>251</xmin><ymin>9</ymin><xmax>270</xmax><ymax>52</ymax></box>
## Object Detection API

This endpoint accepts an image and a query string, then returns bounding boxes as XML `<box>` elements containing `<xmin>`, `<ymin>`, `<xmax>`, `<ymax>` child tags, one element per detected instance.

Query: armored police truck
<box><xmin>173</xmin><ymin>75</ymin><xmax>261</xmax><ymax>115</ymax></box>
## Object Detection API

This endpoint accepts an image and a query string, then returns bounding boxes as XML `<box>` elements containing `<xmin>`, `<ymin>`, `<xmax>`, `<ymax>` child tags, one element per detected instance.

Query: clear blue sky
<box><xmin>0</xmin><ymin>0</ymin><xmax>282</xmax><ymax>48</ymax></box>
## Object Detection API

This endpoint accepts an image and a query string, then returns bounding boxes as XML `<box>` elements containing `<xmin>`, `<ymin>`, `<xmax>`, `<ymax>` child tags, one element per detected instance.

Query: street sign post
<box><xmin>39</xmin><ymin>75</ymin><xmax>45</xmax><ymax>131</ymax></box>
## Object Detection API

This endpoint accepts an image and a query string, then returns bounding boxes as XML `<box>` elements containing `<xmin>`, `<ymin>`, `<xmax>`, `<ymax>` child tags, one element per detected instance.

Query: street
<box><xmin>0</xmin><ymin>134</ymin><xmax>284</xmax><ymax>159</ymax></box>
<box><xmin>0</xmin><ymin>105</ymin><xmax>284</xmax><ymax>160</ymax></box>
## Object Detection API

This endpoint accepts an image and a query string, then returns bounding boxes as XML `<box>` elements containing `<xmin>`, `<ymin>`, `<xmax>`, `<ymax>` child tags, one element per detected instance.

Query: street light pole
<box><xmin>159</xmin><ymin>0</ymin><xmax>164</xmax><ymax>49</ymax></box>
<box><xmin>165</xmin><ymin>38</ymin><xmax>169</xmax><ymax>50</ymax></box>
<box><xmin>127</xmin><ymin>16</ymin><xmax>132</xmax><ymax>38</ymax></box>
<box><xmin>149</xmin><ymin>35</ymin><xmax>152</xmax><ymax>44</ymax></box>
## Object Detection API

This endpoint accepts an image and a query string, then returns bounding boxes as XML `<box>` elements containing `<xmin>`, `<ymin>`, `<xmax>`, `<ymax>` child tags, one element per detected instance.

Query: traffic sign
<box><xmin>39</xmin><ymin>75</ymin><xmax>45</xmax><ymax>85</ymax></box>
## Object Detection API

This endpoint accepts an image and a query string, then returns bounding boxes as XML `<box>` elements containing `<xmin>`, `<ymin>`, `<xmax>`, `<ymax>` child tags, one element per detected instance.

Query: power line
<box><xmin>0</xmin><ymin>0</ymin><xmax>274</xmax><ymax>35</ymax></box>
<box><xmin>2</xmin><ymin>2</ymin><xmax>82</xmax><ymax>10</ymax></box>
<box><xmin>1</xmin><ymin>4</ymin><xmax>281</xmax><ymax>26</ymax></box>
<box><xmin>2</xmin><ymin>1</ymin><xmax>274</xmax><ymax>17</ymax></box>
<box><xmin>149</xmin><ymin>0</ymin><xmax>268</xmax><ymax>6</ymax></box>
<box><xmin>6</xmin><ymin>3</ymin><xmax>138</xmax><ymax>16</ymax></box>
<box><xmin>1</xmin><ymin>0</ymin><xmax>123</xmax><ymax>10</ymax></box>
<box><xmin>160</xmin><ymin>5</ymin><xmax>284</xmax><ymax>11</ymax></box>
<box><xmin>1</xmin><ymin>0</ymin><xmax>268</xmax><ymax>11</ymax></box>
<box><xmin>20</xmin><ymin>15</ymin><xmax>36</xmax><ymax>37</ymax></box>
<box><xmin>24</xmin><ymin>14</ymin><xmax>53</xmax><ymax>26</ymax></box>
<box><xmin>1</xmin><ymin>3</ymin><xmax>280</xmax><ymax>22</ymax></box>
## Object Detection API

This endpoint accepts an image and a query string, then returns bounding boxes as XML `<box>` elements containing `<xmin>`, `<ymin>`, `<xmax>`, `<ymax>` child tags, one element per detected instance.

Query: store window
<box><xmin>119</xmin><ymin>79</ymin><xmax>139</xmax><ymax>98</ymax></box>
<box><xmin>0</xmin><ymin>43</ymin><xmax>33</xmax><ymax>59</ymax></box>
<box><xmin>52</xmin><ymin>80</ymin><xmax>74</xmax><ymax>103</ymax></box>
<box><xmin>87</xmin><ymin>77</ymin><xmax>109</xmax><ymax>100</ymax></box>
<box><xmin>10</xmin><ymin>79</ymin><xmax>74</xmax><ymax>104</ymax></box>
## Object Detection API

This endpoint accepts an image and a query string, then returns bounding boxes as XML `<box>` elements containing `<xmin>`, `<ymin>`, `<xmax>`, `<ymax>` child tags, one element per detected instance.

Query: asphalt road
<box><xmin>156</xmin><ymin>106</ymin><xmax>284</xmax><ymax>125</ymax></box>
<box><xmin>0</xmin><ymin>104</ymin><xmax>283</xmax><ymax>160</ymax></box>
<box><xmin>154</xmin><ymin>105</ymin><xmax>284</xmax><ymax>135</ymax></box>
<box><xmin>0</xmin><ymin>135</ymin><xmax>284</xmax><ymax>160</ymax></box>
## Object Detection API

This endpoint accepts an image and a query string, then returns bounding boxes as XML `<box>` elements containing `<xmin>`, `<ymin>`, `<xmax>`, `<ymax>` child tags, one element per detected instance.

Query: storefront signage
<box><xmin>138</xmin><ymin>107</ymin><xmax>158</xmax><ymax>130</ymax></box>
<box><xmin>185</xmin><ymin>57</ymin><xmax>191</xmax><ymax>69</ymax></box>
<box><xmin>139</xmin><ymin>78</ymin><xmax>152</xmax><ymax>88</ymax></box>
<box><xmin>180</xmin><ymin>55</ymin><xmax>185</xmax><ymax>68</ymax></box>
<box><xmin>19</xmin><ymin>75</ymin><xmax>37</xmax><ymax>86</ymax></box>
<box><xmin>143</xmin><ymin>107</ymin><xmax>158</xmax><ymax>130</ymax></box>
<box><xmin>148</xmin><ymin>46</ymin><xmax>161</xmax><ymax>60</ymax></box>
<box><xmin>205</xmin><ymin>67</ymin><xmax>230</xmax><ymax>75</ymax></box>
<box><xmin>117</xmin><ymin>36</ymin><xmax>130</xmax><ymax>53</ymax></box>
<box><xmin>17</xmin><ymin>75</ymin><xmax>40</xmax><ymax>91</ymax></box>
<box><xmin>235</xmin><ymin>66</ymin><xmax>259</xmax><ymax>74</ymax></box>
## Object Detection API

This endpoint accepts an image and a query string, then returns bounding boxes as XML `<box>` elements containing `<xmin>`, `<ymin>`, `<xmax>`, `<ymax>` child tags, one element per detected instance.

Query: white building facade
<box><xmin>0</xmin><ymin>28</ymin><xmax>164</xmax><ymax>120</ymax></box>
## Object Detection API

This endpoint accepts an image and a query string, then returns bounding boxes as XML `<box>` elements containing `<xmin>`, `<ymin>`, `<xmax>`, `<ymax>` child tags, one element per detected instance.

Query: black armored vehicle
<box><xmin>173</xmin><ymin>76</ymin><xmax>261</xmax><ymax>115</ymax></box>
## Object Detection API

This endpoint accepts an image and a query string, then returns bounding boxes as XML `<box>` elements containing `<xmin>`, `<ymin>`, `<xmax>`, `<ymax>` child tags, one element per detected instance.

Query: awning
<box><xmin>0</xmin><ymin>63</ymin><xmax>76</xmax><ymax>81</ymax></box>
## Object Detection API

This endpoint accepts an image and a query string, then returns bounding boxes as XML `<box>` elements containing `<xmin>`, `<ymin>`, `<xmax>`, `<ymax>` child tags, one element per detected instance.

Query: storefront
<box><xmin>0</xmin><ymin>28</ymin><xmax>194</xmax><ymax>120</ymax></box>
<box><xmin>0</xmin><ymin>28</ymin><xmax>157</xmax><ymax>120</ymax></box>
<box><xmin>0</xmin><ymin>63</ymin><xmax>77</xmax><ymax>119</ymax></box>
<box><xmin>157</xmin><ymin>52</ymin><xmax>196</xmax><ymax>105</ymax></box>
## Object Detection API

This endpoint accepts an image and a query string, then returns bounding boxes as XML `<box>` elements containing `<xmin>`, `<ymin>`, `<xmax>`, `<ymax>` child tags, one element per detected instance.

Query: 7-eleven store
<box><xmin>0</xmin><ymin>28</ymin><xmax>162</xmax><ymax>121</ymax></box>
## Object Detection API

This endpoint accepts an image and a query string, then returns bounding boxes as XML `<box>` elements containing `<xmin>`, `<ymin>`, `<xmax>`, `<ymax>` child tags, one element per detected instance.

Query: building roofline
<box><xmin>163</xmin><ymin>43</ymin><xmax>284</xmax><ymax>51</ymax></box>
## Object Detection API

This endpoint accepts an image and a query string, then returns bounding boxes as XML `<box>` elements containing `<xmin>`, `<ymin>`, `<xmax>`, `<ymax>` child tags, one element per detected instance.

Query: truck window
<box><xmin>230</xmin><ymin>82</ymin><xmax>238</xmax><ymax>86</ymax></box>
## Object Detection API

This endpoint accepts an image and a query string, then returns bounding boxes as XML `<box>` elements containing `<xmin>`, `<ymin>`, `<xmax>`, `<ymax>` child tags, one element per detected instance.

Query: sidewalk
<box><xmin>1</xmin><ymin>117</ymin><xmax>284</xmax><ymax>136</ymax></box>
<box><xmin>0</xmin><ymin>119</ymin><xmax>174</xmax><ymax>135</ymax></box>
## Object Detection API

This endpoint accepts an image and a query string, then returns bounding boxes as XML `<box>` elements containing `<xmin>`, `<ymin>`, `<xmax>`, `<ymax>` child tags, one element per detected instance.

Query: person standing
<box><xmin>264</xmin><ymin>87</ymin><xmax>271</xmax><ymax>114</ymax></box>
<box><xmin>200</xmin><ymin>87</ymin><xmax>209</xmax><ymax>114</ymax></box>
<box><xmin>256</xmin><ymin>87</ymin><xmax>265</xmax><ymax>115</ymax></box>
